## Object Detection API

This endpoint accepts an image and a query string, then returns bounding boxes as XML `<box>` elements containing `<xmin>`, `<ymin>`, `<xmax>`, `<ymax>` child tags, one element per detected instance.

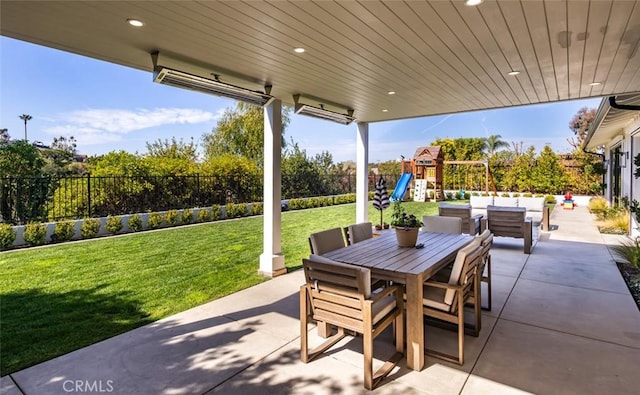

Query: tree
<box><xmin>281</xmin><ymin>142</ymin><xmax>325</xmax><ymax>198</ymax></box>
<box><xmin>145</xmin><ymin>137</ymin><xmax>197</xmax><ymax>161</ymax></box>
<box><xmin>484</xmin><ymin>134</ymin><xmax>509</xmax><ymax>157</ymax></box>
<box><xmin>531</xmin><ymin>146</ymin><xmax>566</xmax><ymax>193</ymax></box>
<box><xmin>567</xmin><ymin>107</ymin><xmax>596</xmax><ymax>149</ymax></box>
<box><xmin>19</xmin><ymin>114</ymin><xmax>32</xmax><ymax>141</ymax></box>
<box><xmin>42</xmin><ymin>136</ymin><xmax>79</xmax><ymax>176</ymax></box>
<box><xmin>565</xmin><ymin>149</ymin><xmax>605</xmax><ymax>195</ymax></box>
<box><xmin>51</xmin><ymin>136</ymin><xmax>77</xmax><ymax>154</ymax></box>
<box><xmin>201</xmin><ymin>153</ymin><xmax>263</xmax><ymax>203</ymax></box>
<box><xmin>143</xmin><ymin>137</ymin><xmax>199</xmax><ymax>176</ymax></box>
<box><xmin>202</xmin><ymin>103</ymin><xmax>291</xmax><ymax>165</ymax></box>
<box><xmin>88</xmin><ymin>151</ymin><xmax>148</xmax><ymax>176</ymax></box>
<box><xmin>0</xmin><ymin>140</ymin><xmax>47</xmax><ymax>223</ymax></box>
<box><xmin>0</xmin><ymin>129</ymin><xmax>9</xmax><ymax>143</ymax></box>
<box><xmin>502</xmin><ymin>146</ymin><xmax>536</xmax><ymax>192</ymax></box>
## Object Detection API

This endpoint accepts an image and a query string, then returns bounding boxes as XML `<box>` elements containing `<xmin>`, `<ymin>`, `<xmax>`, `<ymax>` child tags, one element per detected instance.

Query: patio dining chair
<box><xmin>308</xmin><ymin>227</ymin><xmax>346</xmax><ymax>255</ymax></box>
<box><xmin>422</xmin><ymin>237</ymin><xmax>482</xmax><ymax>365</ymax></box>
<box><xmin>300</xmin><ymin>257</ymin><xmax>404</xmax><ymax>390</ymax></box>
<box><xmin>478</xmin><ymin>229</ymin><xmax>493</xmax><ymax>311</ymax></box>
<box><xmin>344</xmin><ymin>222</ymin><xmax>373</xmax><ymax>245</ymax></box>
<box><xmin>421</xmin><ymin>215</ymin><xmax>463</xmax><ymax>234</ymax></box>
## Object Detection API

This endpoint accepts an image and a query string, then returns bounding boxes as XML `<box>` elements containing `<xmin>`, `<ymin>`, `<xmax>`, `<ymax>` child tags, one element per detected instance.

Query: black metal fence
<box><xmin>0</xmin><ymin>173</ymin><xmax>402</xmax><ymax>224</ymax></box>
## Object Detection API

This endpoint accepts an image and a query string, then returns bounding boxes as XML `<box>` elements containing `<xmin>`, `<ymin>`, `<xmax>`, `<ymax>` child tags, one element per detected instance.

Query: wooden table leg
<box><xmin>406</xmin><ymin>273</ymin><xmax>424</xmax><ymax>371</ymax></box>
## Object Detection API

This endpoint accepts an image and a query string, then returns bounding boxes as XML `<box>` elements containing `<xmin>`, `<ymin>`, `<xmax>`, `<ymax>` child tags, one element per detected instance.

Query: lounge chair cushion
<box><xmin>494</xmin><ymin>197</ymin><xmax>519</xmax><ymax>207</ymax></box>
<box><xmin>470</xmin><ymin>196</ymin><xmax>494</xmax><ymax>210</ymax></box>
<box><xmin>421</xmin><ymin>216</ymin><xmax>462</xmax><ymax>234</ymax></box>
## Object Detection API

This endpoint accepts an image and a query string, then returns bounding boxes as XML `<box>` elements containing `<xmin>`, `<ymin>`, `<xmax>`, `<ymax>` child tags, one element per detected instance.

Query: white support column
<box><xmin>356</xmin><ymin>122</ymin><xmax>369</xmax><ymax>223</ymax></box>
<box><xmin>260</xmin><ymin>99</ymin><xmax>286</xmax><ymax>277</ymax></box>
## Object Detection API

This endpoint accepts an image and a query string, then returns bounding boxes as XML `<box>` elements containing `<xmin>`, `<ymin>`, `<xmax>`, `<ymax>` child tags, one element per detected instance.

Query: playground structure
<box><xmin>444</xmin><ymin>160</ymin><xmax>495</xmax><ymax>195</ymax></box>
<box><xmin>392</xmin><ymin>146</ymin><xmax>444</xmax><ymax>202</ymax></box>
<box><xmin>390</xmin><ymin>146</ymin><xmax>495</xmax><ymax>201</ymax></box>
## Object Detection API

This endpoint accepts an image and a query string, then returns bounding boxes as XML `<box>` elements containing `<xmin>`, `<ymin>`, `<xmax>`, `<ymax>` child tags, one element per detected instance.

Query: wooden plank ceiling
<box><xmin>1</xmin><ymin>0</ymin><xmax>639</xmax><ymax>123</ymax></box>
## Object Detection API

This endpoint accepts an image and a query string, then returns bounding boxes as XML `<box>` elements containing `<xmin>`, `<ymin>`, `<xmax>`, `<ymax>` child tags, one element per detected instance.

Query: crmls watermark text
<box><xmin>62</xmin><ymin>380</ymin><xmax>114</xmax><ymax>393</ymax></box>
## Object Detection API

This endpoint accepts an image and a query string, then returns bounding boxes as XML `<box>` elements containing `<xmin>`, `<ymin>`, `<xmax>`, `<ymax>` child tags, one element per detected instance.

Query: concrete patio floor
<box><xmin>2</xmin><ymin>206</ymin><xmax>640</xmax><ymax>394</ymax></box>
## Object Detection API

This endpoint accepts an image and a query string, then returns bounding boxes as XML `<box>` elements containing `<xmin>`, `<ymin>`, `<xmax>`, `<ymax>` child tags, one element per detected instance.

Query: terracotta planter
<box><xmin>394</xmin><ymin>227</ymin><xmax>419</xmax><ymax>247</ymax></box>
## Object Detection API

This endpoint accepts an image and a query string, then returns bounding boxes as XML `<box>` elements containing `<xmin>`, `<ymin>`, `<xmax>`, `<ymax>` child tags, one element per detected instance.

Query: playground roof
<box><xmin>413</xmin><ymin>146</ymin><xmax>443</xmax><ymax>161</ymax></box>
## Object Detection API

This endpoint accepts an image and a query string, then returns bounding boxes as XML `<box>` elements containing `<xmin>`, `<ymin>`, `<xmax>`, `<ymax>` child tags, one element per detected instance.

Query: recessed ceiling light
<box><xmin>382</xmin><ymin>109</ymin><xmax>389</xmax><ymax>112</ymax></box>
<box><xmin>387</xmin><ymin>91</ymin><xmax>396</xmax><ymax>95</ymax></box>
<box><xmin>507</xmin><ymin>71</ymin><xmax>520</xmax><ymax>76</ymax></box>
<box><xmin>465</xmin><ymin>0</ymin><xmax>483</xmax><ymax>6</ymax></box>
<box><xmin>294</xmin><ymin>47</ymin><xmax>305</xmax><ymax>53</ymax></box>
<box><xmin>589</xmin><ymin>82</ymin><xmax>601</xmax><ymax>86</ymax></box>
<box><xmin>127</xmin><ymin>18</ymin><xmax>144</xmax><ymax>27</ymax></box>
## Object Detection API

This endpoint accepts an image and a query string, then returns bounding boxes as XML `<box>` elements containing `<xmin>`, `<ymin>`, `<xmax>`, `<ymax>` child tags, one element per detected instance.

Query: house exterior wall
<box><xmin>602</xmin><ymin>117</ymin><xmax>640</xmax><ymax>236</ymax></box>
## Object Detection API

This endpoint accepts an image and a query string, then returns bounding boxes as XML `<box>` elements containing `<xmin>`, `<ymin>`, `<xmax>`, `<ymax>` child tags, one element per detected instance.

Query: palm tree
<box><xmin>484</xmin><ymin>134</ymin><xmax>508</xmax><ymax>157</ymax></box>
<box><xmin>19</xmin><ymin>114</ymin><xmax>32</xmax><ymax>141</ymax></box>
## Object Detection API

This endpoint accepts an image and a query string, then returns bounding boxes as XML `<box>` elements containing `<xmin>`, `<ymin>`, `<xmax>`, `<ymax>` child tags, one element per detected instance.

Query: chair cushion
<box><xmin>372</xmin><ymin>294</ymin><xmax>397</xmax><ymax>324</ymax></box>
<box><xmin>470</xmin><ymin>195</ymin><xmax>494</xmax><ymax>209</ymax></box>
<box><xmin>527</xmin><ymin>211</ymin><xmax>543</xmax><ymax>224</ymax></box>
<box><xmin>421</xmin><ymin>216</ymin><xmax>462</xmax><ymax>234</ymax></box>
<box><xmin>439</xmin><ymin>202</ymin><xmax>471</xmax><ymax>209</ymax></box>
<box><xmin>494</xmin><ymin>197</ymin><xmax>519</xmax><ymax>207</ymax></box>
<box><xmin>432</xmin><ymin>265</ymin><xmax>452</xmax><ymax>282</ymax></box>
<box><xmin>309</xmin><ymin>228</ymin><xmax>345</xmax><ymax>254</ymax></box>
<box><xmin>445</xmin><ymin>238</ymin><xmax>481</xmax><ymax>305</ymax></box>
<box><xmin>348</xmin><ymin>222</ymin><xmax>373</xmax><ymax>244</ymax></box>
<box><xmin>518</xmin><ymin>197</ymin><xmax>545</xmax><ymax>212</ymax></box>
<box><xmin>308</xmin><ymin>255</ymin><xmax>372</xmax><ymax>298</ymax></box>
<box><xmin>422</xmin><ymin>286</ymin><xmax>450</xmax><ymax>311</ymax></box>
<box><xmin>479</xmin><ymin>229</ymin><xmax>492</xmax><ymax>243</ymax></box>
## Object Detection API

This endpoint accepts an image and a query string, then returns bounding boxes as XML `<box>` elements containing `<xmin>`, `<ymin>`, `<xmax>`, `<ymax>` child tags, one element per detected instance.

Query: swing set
<box><xmin>443</xmin><ymin>160</ymin><xmax>498</xmax><ymax>195</ymax></box>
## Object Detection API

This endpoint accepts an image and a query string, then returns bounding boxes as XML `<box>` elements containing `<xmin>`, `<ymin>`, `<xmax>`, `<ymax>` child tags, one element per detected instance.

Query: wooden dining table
<box><xmin>323</xmin><ymin>230</ymin><xmax>473</xmax><ymax>371</ymax></box>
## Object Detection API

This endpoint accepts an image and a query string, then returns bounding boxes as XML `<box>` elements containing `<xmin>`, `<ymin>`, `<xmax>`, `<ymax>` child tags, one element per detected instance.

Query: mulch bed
<box><xmin>616</xmin><ymin>261</ymin><xmax>640</xmax><ymax>311</ymax></box>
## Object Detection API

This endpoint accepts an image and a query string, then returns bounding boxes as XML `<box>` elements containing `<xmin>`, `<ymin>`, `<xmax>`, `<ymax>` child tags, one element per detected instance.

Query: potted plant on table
<box><xmin>390</xmin><ymin>201</ymin><xmax>423</xmax><ymax>247</ymax></box>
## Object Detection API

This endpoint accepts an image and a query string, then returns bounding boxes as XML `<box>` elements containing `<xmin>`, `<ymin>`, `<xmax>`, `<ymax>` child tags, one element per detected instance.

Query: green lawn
<box><xmin>0</xmin><ymin>201</ymin><xmax>440</xmax><ymax>375</ymax></box>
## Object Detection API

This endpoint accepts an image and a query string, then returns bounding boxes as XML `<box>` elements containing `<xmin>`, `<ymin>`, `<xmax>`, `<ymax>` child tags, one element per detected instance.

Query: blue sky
<box><xmin>1</xmin><ymin>37</ymin><xmax>602</xmax><ymax>163</ymax></box>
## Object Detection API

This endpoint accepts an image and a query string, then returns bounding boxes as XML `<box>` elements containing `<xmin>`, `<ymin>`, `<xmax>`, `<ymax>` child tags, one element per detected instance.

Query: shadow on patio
<box><xmin>3</xmin><ymin>206</ymin><xmax>640</xmax><ymax>394</ymax></box>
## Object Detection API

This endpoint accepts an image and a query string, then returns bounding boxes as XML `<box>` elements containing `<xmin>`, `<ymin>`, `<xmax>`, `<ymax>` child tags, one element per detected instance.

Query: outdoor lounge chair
<box><xmin>421</xmin><ymin>215</ymin><xmax>463</xmax><ymax>234</ymax></box>
<box><xmin>423</xmin><ymin>238</ymin><xmax>482</xmax><ymax>365</ymax></box>
<box><xmin>344</xmin><ymin>222</ymin><xmax>373</xmax><ymax>245</ymax></box>
<box><xmin>482</xmin><ymin>205</ymin><xmax>532</xmax><ymax>254</ymax></box>
<box><xmin>438</xmin><ymin>203</ymin><xmax>482</xmax><ymax>235</ymax></box>
<box><xmin>300</xmin><ymin>257</ymin><xmax>404</xmax><ymax>390</ymax></box>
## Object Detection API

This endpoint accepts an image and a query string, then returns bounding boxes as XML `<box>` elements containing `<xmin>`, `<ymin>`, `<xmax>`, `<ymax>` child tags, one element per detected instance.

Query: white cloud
<box><xmin>42</xmin><ymin>107</ymin><xmax>219</xmax><ymax>145</ymax></box>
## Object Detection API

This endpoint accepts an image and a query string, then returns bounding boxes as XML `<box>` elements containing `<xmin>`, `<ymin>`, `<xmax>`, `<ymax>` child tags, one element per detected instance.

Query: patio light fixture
<box><xmin>151</xmin><ymin>53</ymin><xmax>274</xmax><ymax>106</ymax></box>
<box><xmin>127</xmin><ymin>18</ymin><xmax>144</xmax><ymax>27</ymax></box>
<box><xmin>465</xmin><ymin>0</ymin><xmax>483</xmax><ymax>6</ymax></box>
<box><xmin>293</xmin><ymin>94</ymin><xmax>355</xmax><ymax>125</ymax></box>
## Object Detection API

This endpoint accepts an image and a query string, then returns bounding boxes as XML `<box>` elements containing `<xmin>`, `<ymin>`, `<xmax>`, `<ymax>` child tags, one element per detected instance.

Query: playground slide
<box><xmin>391</xmin><ymin>173</ymin><xmax>412</xmax><ymax>201</ymax></box>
